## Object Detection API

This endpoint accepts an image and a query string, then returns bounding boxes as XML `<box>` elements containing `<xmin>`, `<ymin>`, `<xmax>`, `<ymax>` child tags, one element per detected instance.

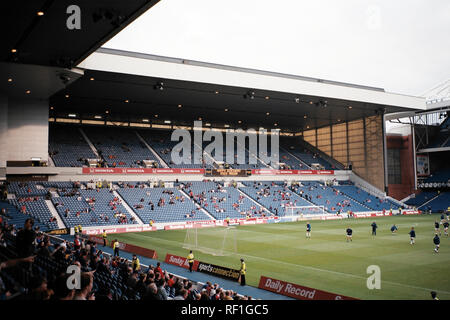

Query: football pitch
<box><xmin>112</xmin><ymin>214</ymin><xmax>450</xmax><ymax>300</ymax></box>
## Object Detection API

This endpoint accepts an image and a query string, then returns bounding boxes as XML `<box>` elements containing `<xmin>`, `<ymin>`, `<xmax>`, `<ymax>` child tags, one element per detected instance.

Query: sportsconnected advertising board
<box><xmin>196</xmin><ymin>261</ymin><xmax>241</xmax><ymax>281</ymax></box>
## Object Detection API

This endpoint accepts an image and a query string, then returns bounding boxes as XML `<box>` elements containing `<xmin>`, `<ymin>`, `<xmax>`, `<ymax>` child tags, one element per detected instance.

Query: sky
<box><xmin>103</xmin><ymin>0</ymin><xmax>450</xmax><ymax>97</ymax></box>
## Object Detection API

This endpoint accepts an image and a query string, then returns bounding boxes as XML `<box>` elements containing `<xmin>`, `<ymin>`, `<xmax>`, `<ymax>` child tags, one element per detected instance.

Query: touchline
<box><xmin>170</xmin><ymin>121</ymin><xmax>280</xmax><ymax>168</ymax></box>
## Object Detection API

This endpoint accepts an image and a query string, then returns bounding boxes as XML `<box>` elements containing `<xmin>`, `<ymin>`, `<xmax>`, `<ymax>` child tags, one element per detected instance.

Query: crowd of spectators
<box><xmin>0</xmin><ymin>217</ymin><xmax>250</xmax><ymax>301</ymax></box>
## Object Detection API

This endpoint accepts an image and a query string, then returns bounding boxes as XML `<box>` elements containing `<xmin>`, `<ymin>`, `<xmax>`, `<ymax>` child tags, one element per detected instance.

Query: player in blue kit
<box><xmin>443</xmin><ymin>220</ymin><xmax>449</xmax><ymax>237</ymax></box>
<box><xmin>306</xmin><ymin>222</ymin><xmax>311</xmax><ymax>239</ymax></box>
<box><xmin>346</xmin><ymin>227</ymin><xmax>353</xmax><ymax>242</ymax></box>
<box><xmin>371</xmin><ymin>222</ymin><xmax>378</xmax><ymax>236</ymax></box>
<box><xmin>409</xmin><ymin>227</ymin><xmax>416</xmax><ymax>245</ymax></box>
<box><xmin>433</xmin><ymin>234</ymin><xmax>440</xmax><ymax>253</ymax></box>
<box><xmin>435</xmin><ymin>221</ymin><xmax>441</xmax><ymax>236</ymax></box>
<box><xmin>390</xmin><ymin>224</ymin><xmax>398</xmax><ymax>234</ymax></box>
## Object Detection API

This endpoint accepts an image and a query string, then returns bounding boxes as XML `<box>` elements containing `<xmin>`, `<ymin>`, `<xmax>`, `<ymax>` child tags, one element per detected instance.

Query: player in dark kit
<box><xmin>346</xmin><ymin>227</ymin><xmax>353</xmax><ymax>242</ymax></box>
<box><xmin>306</xmin><ymin>222</ymin><xmax>311</xmax><ymax>239</ymax></box>
<box><xmin>371</xmin><ymin>222</ymin><xmax>378</xmax><ymax>236</ymax></box>
<box><xmin>391</xmin><ymin>224</ymin><xmax>398</xmax><ymax>234</ymax></box>
<box><xmin>443</xmin><ymin>220</ymin><xmax>449</xmax><ymax>237</ymax></box>
<box><xmin>433</xmin><ymin>234</ymin><xmax>440</xmax><ymax>253</ymax></box>
<box><xmin>434</xmin><ymin>221</ymin><xmax>441</xmax><ymax>236</ymax></box>
<box><xmin>409</xmin><ymin>227</ymin><xmax>416</xmax><ymax>245</ymax></box>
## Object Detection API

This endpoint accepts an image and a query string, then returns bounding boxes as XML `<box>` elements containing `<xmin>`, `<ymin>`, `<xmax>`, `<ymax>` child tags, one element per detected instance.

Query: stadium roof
<box><xmin>1</xmin><ymin>1</ymin><xmax>426</xmax><ymax>132</ymax></box>
<box><xmin>1</xmin><ymin>0</ymin><xmax>159</xmax><ymax>68</ymax></box>
<box><xmin>424</xmin><ymin>79</ymin><xmax>450</xmax><ymax>109</ymax></box>
<box><xmin>47</xmin><ymin>47</ymin><xmax>426</xmax><ymax>132</ymax></box>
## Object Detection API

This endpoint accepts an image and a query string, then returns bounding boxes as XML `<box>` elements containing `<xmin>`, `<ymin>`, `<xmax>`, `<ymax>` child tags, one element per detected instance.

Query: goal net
<box><xmin>285</xmin><ymin>205</ymin><xmax>325</xmax><ymax>217</ymax></box>
<box><xmin>183</xmin><ymin>226</ymin><xmax>237</xmax><ymax>256</ymax></box>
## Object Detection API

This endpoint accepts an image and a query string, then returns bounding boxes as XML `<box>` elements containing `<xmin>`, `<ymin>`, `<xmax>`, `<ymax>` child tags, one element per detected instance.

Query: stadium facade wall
<box><xmin>302</xmin><ymin>115</ymin><xmax>385</xmax><ymax>192</ymax></box>
<box><xmin>0</xmin><ymin>94</ymin><xmax>8</xmax><ymax>169</ymax></box>
<box><xmin>5</xmin><ymin>98</ymin><xmax>49</xmax><ymax>164</ymax></box>
<box><xmin>386</xmin><ymin>134</ymin><xmax>415</xmax><ymax>200</ymax></box>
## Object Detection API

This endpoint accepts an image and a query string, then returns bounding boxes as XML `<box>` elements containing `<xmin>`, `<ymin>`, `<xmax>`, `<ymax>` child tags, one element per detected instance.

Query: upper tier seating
<box><xmin>48</xmin><ymin>124</ymin><xmax>344</xmax><ymax>170</ymax></box>
<box><xmin>423</xmin><ymin>168</ymin><xmax>450</xmax><ymax>184</ymax></box>
<box><xmin>426</xmin><ymin>116</ymin><xmax>450</xmax><ymax>148</ymax></box>
<box><xmin>139</xmin><ymin>130</ymin><xmax>209</xmax><ymax>169</ymax></box>
<box><xmin>277</xmin><ymin>148</ymin><xmax>311</xmax><ymax>169</ymax></box>
<box><xmin>84</xmin><ymin>126</ymin><xmax>162</xmax><ymax>168</ymax></box>
<box><xmin>281</xmin><ymin>140</ymin><xmax>335</xmax><ymax>170</ymax></box>
<box><xmin>49</xmin><ymin>124</ymin><xmax>97</xmax><ymax>167</ymax></box>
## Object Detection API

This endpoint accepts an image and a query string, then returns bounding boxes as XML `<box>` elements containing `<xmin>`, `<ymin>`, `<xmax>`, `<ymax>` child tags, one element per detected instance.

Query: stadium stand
<box><xmin>290</xmin><ymin>181</ymin><xmax>370</xmax><ymax>214</ymax></box>
<box><xmin>335</xmin><ymin>184</ymin><xmax>400</xmax><ymax>211</ymax></box>
<box><xmin>277</xmin><ymin>148</ymin><xmax>310</xmax><ymax>169</ymax></box>
<box><xmin>426</xmin><ymin>116</ymin><xmax>450</xmax><ymax>148</ymax></box>
<box><xmin>83</xmin><ymin>126</ymin><xmax>163</xmax><ymax>168</ymax></box>
<box><xmin>2</xmin><ymin>178</ymin><xmax>415</xmax><ymax>232</ymax></box>
<box><xmin>181</xmin><ymin>181</ymin><xmax>268</xmax><ymax>219</ymax></box>
<box><xmin>47</xmin><ymin>124</ymin><xmax>346</xmax><ymax>170</ymax></box>
<box><xmin>0</xmin><ymin>201</ymin><xmax>51</xmax><ymax>232</ymax></box>
<box><xmin>0</xmin><ymin>219</ymin><xmax>249</xmax><ymax>301</ymax></box>
<box><xmin>405</xmin><ymin>191</ymin><xmax>439</xmax><ymax>207</ymax></box>
<box><xmin>49</xmin><ymin>124</ymin><xmax>98</xmax><ymax>167</ymax></box>
<box><xmin>418</xmin><ymin>191</ymin><xmax>450</xmax><ymax>213</ymax></box>
<box><xmin>138</xmin><ymin>129</ymin><xmax>208</xmax><ymax>169</ymax></box>
<box><xmin>239</xmin><ymin>181</ymin><xmax>313</xmax><ymax>216</ymax></box>
<box><xmin>280</xmin><ymin>139</ymin><xmax>335</xmax><ymax>170</ymax></box>
<box><xmin>7</xmin><ymin>182</ymin><xmax>49</xmax><ymax>198</ymax></box>
<box><xmin>9</xmin><ymin>199</ymin><xmax>59</xmax><ymax>231</ymax></box>
<box><xmin>423</xmin><ymin>168</ymin><xmax>450</xmax><ymax>184</ymax></box>
<box><xmin>117</xmin><ymin>187</ymin><xmax>211</xmax><ymax>223</ymax></box>
<box><xmin>51</xmin><ymin>188</ymin><xmax>138</xmax><ymax>228</ymax></box>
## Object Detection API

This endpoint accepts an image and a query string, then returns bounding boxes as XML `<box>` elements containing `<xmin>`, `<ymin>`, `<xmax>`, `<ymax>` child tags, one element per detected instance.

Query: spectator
<box><xmin>16</xmin><ymin>218</ymin><xmax>36</xmax><ymax>258</ymax></box>
<box><xmin>52</xmin><ymin>274</ymin><xmax>75</xmax><ymax>300</ymax></box>
<box><xmin>73</xmin><ymin>272</ymin><xmax>95</xmax><ymax>300</ymax></box>
<box><xmin>173</xmin><ymin>288</ymin><xmax>188</xmax><ymax>300</ymax></box>
<box><xmin>155</xmin><ymin>277</ymin><xmax>168</xmax><ymax>300</ymax></box>
<box><xmin>0</xmin><ymin>256</ymin><xmax>35</xmax><ymax>300</ymax></box>
<box><xmin>143</xmin><ymin>283</ymin><xmax>158</xmax><ymax>300</ymax></box>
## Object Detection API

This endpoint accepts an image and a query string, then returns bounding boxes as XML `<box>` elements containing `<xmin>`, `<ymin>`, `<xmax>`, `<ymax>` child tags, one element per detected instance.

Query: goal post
<box><xmin>183</xmin><ymin>226</ymin><xmax>237</xmax><ymax>256</ymax></box>
<box><xmin>285</xmin><ymin>205</ymin><xmax>325</xmax><ymax>217</ymax></box>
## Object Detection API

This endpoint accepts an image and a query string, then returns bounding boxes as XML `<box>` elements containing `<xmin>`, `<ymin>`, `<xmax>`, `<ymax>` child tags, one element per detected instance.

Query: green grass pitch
<box><xmin>112</xmin><ymin>214</ymin><xmax>450</xmax><ymax>300</ymax></box>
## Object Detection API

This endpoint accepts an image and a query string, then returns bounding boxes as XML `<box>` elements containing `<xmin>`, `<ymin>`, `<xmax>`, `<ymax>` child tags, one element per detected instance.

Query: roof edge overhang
<box><xmin>77</xmin><ymin>48</ymin><xmax>426</xmax><ymax>111</ymax></box>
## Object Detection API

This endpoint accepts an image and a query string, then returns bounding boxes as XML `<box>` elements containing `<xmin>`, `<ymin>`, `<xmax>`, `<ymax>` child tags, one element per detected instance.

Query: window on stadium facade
<box><xmin>387</xmin><ymin>149</ymin><xmax>402</xmax><ymax>184</ymax></box>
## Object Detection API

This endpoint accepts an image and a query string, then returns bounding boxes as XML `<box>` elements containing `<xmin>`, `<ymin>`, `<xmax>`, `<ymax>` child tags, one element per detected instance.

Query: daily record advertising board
<box><xmin>258</xmin><ymin>276</ymin><xmax>357</xmax><ymax>300</ymax></box>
